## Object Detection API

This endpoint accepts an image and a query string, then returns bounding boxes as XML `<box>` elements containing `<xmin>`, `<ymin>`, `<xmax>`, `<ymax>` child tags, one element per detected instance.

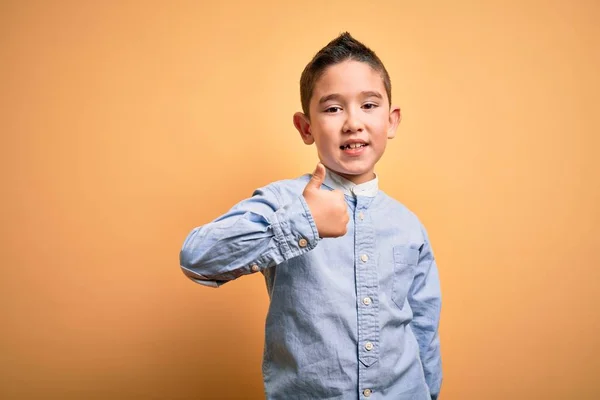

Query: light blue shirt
<box><xmin>180</xmin><ymin>170</ymin><xmax>442</xmax><ymax>399</ymax></box>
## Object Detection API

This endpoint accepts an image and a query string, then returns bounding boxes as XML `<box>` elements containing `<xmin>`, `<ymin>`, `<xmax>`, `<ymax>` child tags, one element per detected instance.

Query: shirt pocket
<box><xmin>392</xmin><ymin>246</ymin><xmax>420</xmax><ymax>309</ymax></box>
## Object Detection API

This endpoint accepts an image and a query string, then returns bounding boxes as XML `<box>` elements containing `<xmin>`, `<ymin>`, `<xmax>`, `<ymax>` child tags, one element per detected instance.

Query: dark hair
<box><xmin>299</xmin><ymin>32</ymin><xmax>392</xmax><ymax>118</ymax></box>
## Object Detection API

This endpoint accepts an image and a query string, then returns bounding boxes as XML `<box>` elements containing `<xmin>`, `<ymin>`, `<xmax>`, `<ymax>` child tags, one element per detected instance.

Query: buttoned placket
<box><xmin>354</xmin><ymin>195</ymin><xmax>379</xmax><ymax>398</ymax></box>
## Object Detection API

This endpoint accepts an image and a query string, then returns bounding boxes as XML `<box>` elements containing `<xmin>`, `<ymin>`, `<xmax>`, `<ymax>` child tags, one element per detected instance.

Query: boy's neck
<box><xmin>323</xmin><ymin>168</ymin><xmax>379</xmax><ymax>198</ymax></box>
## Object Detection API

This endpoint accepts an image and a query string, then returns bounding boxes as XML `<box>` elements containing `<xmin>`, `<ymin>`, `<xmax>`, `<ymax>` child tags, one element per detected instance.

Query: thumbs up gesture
<box><xmin>302</xmin><ymin>163</ymin><xmax>349</xmax><ymax>238</ymax></box>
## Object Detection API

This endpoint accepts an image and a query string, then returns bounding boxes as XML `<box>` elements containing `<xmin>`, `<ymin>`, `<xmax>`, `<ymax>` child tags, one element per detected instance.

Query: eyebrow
<box><xmin>318</xmin><ymin>91</ymin><xmax>383</xmax><ymax>104</ymax></box>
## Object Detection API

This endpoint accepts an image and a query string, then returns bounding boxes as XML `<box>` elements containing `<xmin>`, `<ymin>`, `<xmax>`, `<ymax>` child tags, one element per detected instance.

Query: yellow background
<box><xmin>1</xmin><ymin>1</ymin><xmax>599</xmax><ymax>399</ymax></box>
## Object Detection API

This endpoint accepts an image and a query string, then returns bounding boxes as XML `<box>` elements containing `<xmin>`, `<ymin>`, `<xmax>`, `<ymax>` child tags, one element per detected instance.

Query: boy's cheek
<box><xmin>314</xmin><ymin>123</ymin><xmax>336</xmax><ymax>135</ymax></box>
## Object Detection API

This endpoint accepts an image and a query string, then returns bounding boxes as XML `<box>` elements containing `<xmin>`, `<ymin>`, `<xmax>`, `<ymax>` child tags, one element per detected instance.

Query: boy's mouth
<box><xmin>340</xmin><ymin>143</ymin><xmax>368</xmax><ymax>150</ymax></box>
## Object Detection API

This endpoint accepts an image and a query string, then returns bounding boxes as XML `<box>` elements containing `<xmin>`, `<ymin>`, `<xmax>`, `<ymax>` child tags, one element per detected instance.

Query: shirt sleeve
<box><xmin>408</xmin><ymin>225</ymin><xmax>443</xmax><ymax>399</ymax></box>
<box><xmin>179</xmin><ymin>184</ymin><xmax>320</xmax><ymax>287</ymax></box>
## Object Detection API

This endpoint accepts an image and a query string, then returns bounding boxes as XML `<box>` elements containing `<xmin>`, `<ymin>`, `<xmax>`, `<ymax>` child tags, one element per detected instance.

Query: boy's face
<box><xmin>294</xmin><ymin>60</ymin><xmax>401</xmax><ymax>184</ymax></box>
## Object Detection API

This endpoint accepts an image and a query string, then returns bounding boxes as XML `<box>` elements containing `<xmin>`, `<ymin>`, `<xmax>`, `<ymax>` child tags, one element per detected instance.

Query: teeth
<box><xmin>342</xmin><ymin>143</ymin><xmax>366</xmax><ymax>150</ymax></box>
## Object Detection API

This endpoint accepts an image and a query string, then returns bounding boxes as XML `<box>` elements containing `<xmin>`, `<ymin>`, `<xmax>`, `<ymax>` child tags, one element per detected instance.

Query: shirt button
<box><xmin>358</xmin><ymin>211</ymin><xmax>364</xmax><ymax>220</ymax></box>
<box><xmin>363</xmin><ymin>388</ymin><xmax>372</xmax><ymax>397</ymax></box>
<box><xmin>362</xmin><ymin>297</ymin><xmax>372</xmax><ymax>305</ymax></box>
<box><xmin>298</xmin><ymin>238</ymin><xmax>308</xmax><ymax>248</ymax></box>
<box><xmin>360</xmin><ymin>254</ymin><xmax>369</xmax><ymax>262</ymax></box>
<box><xmin>250</xmin><ymin>264</ymin><xmax>259</xmax><ymax>272</ymax></box>
<box><xmin>365</xmin><ymin>342</ymin><xmax>373</xmax><ymax>351</ymax></box>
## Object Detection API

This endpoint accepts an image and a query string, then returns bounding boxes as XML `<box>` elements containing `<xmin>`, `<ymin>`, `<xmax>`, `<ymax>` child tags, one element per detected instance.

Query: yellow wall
<box><xmin>2</xmin><ymin>1</ymin><xmax>599</xmax><ymax>399</ymax></box>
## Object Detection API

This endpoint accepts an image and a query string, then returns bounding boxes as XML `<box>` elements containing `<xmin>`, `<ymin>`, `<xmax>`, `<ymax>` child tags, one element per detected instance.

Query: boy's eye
<box><xmin>324</xmin><ymin>106</ymin><xmax>342</xmax><ymax>113</ymax></box>
<box><xmin>362</xmin><ymin>103</ymin><xmax>378</xmax><ymax>110</ymax></box>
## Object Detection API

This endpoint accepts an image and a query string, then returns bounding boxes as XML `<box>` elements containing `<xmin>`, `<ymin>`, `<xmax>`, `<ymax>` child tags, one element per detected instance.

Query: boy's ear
<box><xmin>293</xmin><ymin>112</ymin><xmax>314</xmax><ymax>145</ymax></box>
<box><xmin>387</xmin><ymin>106</ymin><xmax>402</xmax><ymax>139</ymax></box>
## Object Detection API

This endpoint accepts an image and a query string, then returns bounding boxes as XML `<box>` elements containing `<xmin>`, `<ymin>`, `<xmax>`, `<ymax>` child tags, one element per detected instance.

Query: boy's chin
<box><xmin>339</xmin><ymin>165</ymin><xmax>375</xmax><ymax>176</ymax></box>
<box><xmin>333</xmin><ymin>168</ymin><xmax>376</xmax><ymax>184</ymax></box>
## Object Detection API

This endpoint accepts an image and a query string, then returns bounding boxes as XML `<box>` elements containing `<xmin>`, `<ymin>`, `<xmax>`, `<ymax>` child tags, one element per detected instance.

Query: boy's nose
<box><xmin>342</xmin><ymin>112</ymin><xmax>364</xmax><ymax>133</ymax></box>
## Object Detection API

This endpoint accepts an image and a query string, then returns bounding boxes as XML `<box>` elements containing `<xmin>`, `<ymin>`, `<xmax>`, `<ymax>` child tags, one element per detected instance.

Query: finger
<box><xmin>306</xmin><ymin>163</ymin><xmax>326</xmax><ymax>190</ymax></box>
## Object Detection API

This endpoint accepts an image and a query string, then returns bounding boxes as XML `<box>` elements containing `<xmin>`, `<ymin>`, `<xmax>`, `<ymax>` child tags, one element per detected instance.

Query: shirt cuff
<box><xmin>270</xmin><ymin>195</ymin><xmax>320</xmax><ymax>260</ymax></box>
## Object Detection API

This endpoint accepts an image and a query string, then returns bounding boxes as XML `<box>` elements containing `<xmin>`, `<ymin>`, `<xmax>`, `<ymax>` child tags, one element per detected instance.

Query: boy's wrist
<box><xmin>270</xmin><ymin>195</ymin><xmax>320</xmax><ymax>260</ymax></box>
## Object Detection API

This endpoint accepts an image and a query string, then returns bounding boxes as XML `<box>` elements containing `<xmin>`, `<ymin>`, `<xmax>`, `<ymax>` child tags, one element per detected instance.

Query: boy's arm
<box><xmin>180</xmin><ymin>164</ymin><xmax>348</xmax><ymax>287</ymax></box>
<box><xmin>408</xmin><ymin>226</ymin><xmax>442</xmax><ymax>399</ymax></box>
<box><xmin>179</xmin><ymin>184</ymin><xmax>320</xmax><ymax>287</ymax></box>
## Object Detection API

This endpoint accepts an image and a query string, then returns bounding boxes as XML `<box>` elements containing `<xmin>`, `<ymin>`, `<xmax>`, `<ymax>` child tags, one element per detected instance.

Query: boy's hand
<box><xmin>302</xmin><ymin>163</ymin><xmax>349</xmax><ymax>238</ymax></box>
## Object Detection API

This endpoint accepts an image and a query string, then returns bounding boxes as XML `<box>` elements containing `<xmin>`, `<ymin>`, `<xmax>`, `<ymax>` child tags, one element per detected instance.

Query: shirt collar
<box><xmin>322</xmin><ymin>167</ymin><xmax>379</xmax><ymax>198</ymax></box>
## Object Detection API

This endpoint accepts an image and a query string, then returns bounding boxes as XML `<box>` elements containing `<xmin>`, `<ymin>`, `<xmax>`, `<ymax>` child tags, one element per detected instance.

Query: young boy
<box><xmin>180</xmin><ymin>32</ymin><xmax>442</xmax><ymax>400</ymax></box>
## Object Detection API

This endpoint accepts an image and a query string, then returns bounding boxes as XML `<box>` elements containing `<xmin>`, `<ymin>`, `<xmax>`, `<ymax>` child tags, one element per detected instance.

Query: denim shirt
<box><xmin>180</xmin><ymin>171</ymin><xmax>442</xmax><ymax>400</ymax></box>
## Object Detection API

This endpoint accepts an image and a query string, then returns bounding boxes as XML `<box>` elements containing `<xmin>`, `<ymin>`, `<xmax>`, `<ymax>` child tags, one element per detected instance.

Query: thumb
<box><xmin>306</xmin><ymin>163</ymin><xmax>326</xmax><ymax>190</ymax></box>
